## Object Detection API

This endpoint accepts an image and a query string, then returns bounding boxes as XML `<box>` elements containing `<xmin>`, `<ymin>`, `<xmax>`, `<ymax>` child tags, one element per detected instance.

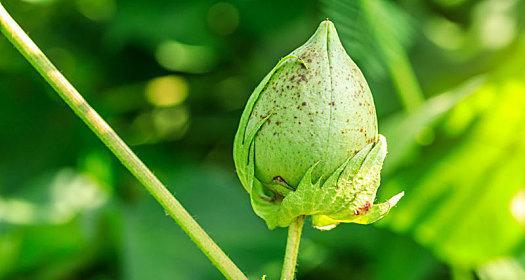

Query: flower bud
<box><xmin>234</xmin><ymin>20</ymin><xmax>403</xmax><ymax>230</ymax></box>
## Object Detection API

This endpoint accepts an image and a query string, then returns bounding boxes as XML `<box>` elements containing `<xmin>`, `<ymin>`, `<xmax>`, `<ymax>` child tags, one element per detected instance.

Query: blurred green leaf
<box><xmin>381</xmin><ymin>76</ymin><xmax>485</xmax><ymax>175</ymax></box>
<box><xmin>381</xmin><ymin>47</ymin><xmax>525</xmax><ymax>268</ymax></box>
<box><xmin>322</xmin><ymin>0</ymin><xmax>424</xmax><ymax>111</ymax></box>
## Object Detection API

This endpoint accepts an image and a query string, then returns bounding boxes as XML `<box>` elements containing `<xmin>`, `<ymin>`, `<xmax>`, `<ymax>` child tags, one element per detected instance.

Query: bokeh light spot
<box><xmin>155</xmin><ymin>41</ymin><xmax>216</xmax><ymax>73</ymax></box>
<box><xmin>0</xmin><ymin>198</ymin><xmax>36</xmax><ymax>225</ymax></box>
<box><xmin>145</xmin><ymin>75</ymin><xmax>189</xmax><ymax>107</ymax></box>
<box><xmin>129</xmin><ymin>106</ymin><xmax>190</xmax><ymax>145</ymax></box>
<box><xmin>511</xmin><ymin>189</ymin><xmax>525</xmax><ymax>225</ymax></box>
<box><xmin>152</xmin><ymin>107</ymin><xmax>190</xmax><ymax>139</ymax></box>
<box><xmin>75</xmin><ymin>0</ymin><xmax>116</xmax><ymax>22</ymax></box>
<box><xmin>207</xmin><ymin>2</ymin><xmax>240</xmax><ymax>36</ymax></box>
<box><xmin>481</xmin><ymin>14</ymin><xmax>516</xmax><ymax>49</ymax></box>
<box><xmin>424</xmin><ymin>17</ymin><xmax>465</xmax><ymax>50</ymax></box>
<box><xmin>474</xmin><ymin>0</ymin><xmax>517</xmax><ymax>49</ymax></box>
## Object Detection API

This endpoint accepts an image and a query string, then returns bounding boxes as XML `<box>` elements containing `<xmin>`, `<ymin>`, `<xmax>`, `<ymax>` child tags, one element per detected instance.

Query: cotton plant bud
<box><xmin>233</xmin><ymin>20</ymin><xmax>403</xmax><ymax>230</ymax></box>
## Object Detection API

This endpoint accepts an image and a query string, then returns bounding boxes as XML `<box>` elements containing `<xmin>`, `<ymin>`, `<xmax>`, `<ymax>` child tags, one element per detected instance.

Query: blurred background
<box><xmin>1</xmin><ymin>0</ymin><xmax>525</xmax><ymax>279</ymax></box>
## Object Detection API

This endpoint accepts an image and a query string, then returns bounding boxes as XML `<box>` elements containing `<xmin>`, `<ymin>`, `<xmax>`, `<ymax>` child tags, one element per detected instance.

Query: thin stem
<box><xmin>0</xmin><ymin>4</ymin><xmax>246</xmax><ymax>280</ymax></box>
<box><xmin>280</xmin><ymin>216</ymin><xmax>305</xmax><ymax>280</ymax></box>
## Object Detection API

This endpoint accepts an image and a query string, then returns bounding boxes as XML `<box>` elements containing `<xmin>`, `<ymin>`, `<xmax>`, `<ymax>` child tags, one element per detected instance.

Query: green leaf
<box><xmin>382</xmin><ymin>74</ymin><xmax>525</xmax><ymax>268</ymax></box>
<box><xmin>381</xmin><ymin>76</ymin><xmax>485</xmax><ymax>175</ymax></box>
<box><xmin>321</xmin><ymin>0</ymin><xmax>424</xmax><ymax>111</ymax></box>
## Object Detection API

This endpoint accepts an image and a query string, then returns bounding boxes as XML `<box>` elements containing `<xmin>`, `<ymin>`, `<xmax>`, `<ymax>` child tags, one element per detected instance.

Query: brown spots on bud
<box><xmin>354</xmin><ymin>201</ymin><xmax>371</xmax><ymax>215</ymax></box>
<box><xmin>299</xmin><ymin>74</ymin><xmax>307</xmax><ymax>82</ymax></box>
<box><xmin>273</xmin><ymin>176</ymin><xmax>288</xmax><ymax>185</ymax></box>
<box><xmin>239</xmin><ymin>21</ymin><xmax>380</xmax><ymax>195</ymax></box>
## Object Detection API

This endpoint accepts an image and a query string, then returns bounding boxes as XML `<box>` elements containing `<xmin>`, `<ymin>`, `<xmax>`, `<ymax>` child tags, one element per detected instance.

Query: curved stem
<box><xmin>0</xmin><ymin>4</ymin><xmax>246</xmax><ymax>280</ymax></box>
<box><xmin>280</xmin><ymin>216</ymin><xmax>305</xmax><ymax>280</ymax></box>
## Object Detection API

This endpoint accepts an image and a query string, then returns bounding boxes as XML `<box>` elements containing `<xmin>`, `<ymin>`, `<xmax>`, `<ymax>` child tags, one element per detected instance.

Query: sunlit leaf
<box><xmin>381</xmin><ymin>76</ymin><xmax>485</xmax><ymax>175</ymax></box>
<box><xmin>381</xmin><ymin>60</ymin><xmax>525</xmax><ymax>267</ymax></box>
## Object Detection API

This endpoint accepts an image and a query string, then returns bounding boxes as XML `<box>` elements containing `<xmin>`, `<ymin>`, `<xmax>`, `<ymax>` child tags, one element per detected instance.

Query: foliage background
<box><xmin>1</xmin><ymin>0</ymin><xmax>525</xmax><ymax>279</ymax></box>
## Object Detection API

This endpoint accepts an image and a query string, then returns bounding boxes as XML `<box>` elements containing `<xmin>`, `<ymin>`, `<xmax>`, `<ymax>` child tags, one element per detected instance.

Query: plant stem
<box><xmin>280</xmin><ymin>216</ymin><xmax>305</xmax><ymax>280</ymax></box>
<box><xmin>0</xmin><ymin>4</ymin><xmax>246</xmax><ymax>280</ymax></box>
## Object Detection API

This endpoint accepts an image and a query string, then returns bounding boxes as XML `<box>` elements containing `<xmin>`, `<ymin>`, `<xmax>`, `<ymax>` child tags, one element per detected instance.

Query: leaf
<box><xmin>381</xmin><ymin>76</ymin><xmax>485</xmax><ymax>175</ymax></box>
<box><xmin>381</xmin><ymin>75</ymin><xmax>525</xmax><ymax>267</ymax></box>
<box><xmin>321</xmin><ymin>0</ymin><xmax>424</xmax><ymax>110</ymax></box>
<box><xmin>0</xmin><ymin>168</ymin><xmax>109</xmax><ymax>225</ymax></box>
<box><xmin>478</xmin><ymin>255</ymin><xmax>525</xmax><ymax>280</ymax></box>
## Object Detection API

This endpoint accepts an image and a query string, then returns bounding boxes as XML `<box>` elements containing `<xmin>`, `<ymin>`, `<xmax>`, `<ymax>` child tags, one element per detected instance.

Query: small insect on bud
<box><xmin>233</xmin><ymin>20</ymin><xmax>403</xmax><ymax>230</ymax></box>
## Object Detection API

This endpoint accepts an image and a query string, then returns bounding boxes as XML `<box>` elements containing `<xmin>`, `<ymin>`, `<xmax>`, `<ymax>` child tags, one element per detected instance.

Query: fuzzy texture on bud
<box><xmin>234</xmin><ymin>20</ymin><xmax>403</xmax><ymax>230</ymax></box>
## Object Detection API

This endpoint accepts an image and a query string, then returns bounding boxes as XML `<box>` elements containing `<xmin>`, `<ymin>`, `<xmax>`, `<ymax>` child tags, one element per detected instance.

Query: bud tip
<box><xmin>319</xmin><ymin>19</ymin><xmax>335</xmax><ymax>30</ymax></box>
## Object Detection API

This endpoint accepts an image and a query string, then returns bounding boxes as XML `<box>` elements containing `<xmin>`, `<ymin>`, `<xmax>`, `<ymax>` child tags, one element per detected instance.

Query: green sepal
<box><xmin>249</xmin><ymin>135</ymin><xmax>403</xmax><ymax>230</ymax></box>
<box><xmin>311</xmin><ymin>191</ymin><xmax>405</xmax><ymax>230</ymax></box>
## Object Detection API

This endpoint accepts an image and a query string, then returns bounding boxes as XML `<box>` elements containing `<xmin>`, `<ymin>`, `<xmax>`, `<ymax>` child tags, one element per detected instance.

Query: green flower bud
<box><xmin>233</xmin><ymin>20</ymin><xmax>403</xmax><ymax>230</ymax></box>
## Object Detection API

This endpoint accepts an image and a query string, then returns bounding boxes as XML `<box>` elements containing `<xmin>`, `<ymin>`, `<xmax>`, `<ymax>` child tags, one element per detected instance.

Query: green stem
<box><xmin>0</xmin><ymin>4</ymin><xmax>246</xmax><ymax>280</ymax></box>
<box><xmin>280</xmin><ymin>216</ymin><xmax>305</xmax><ymax>280</ymax></box>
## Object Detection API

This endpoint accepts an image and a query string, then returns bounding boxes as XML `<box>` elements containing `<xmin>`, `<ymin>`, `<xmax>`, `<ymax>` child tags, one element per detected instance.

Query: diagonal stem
<box><xmin>280</xmin><ymin>216</ymin><xmax>305</xmax><ymax>280</ymax></box>
<box><xmin>0</xmin><ymin>3</ymin><xmax>246</xmax><ymax>280</ymax></box>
